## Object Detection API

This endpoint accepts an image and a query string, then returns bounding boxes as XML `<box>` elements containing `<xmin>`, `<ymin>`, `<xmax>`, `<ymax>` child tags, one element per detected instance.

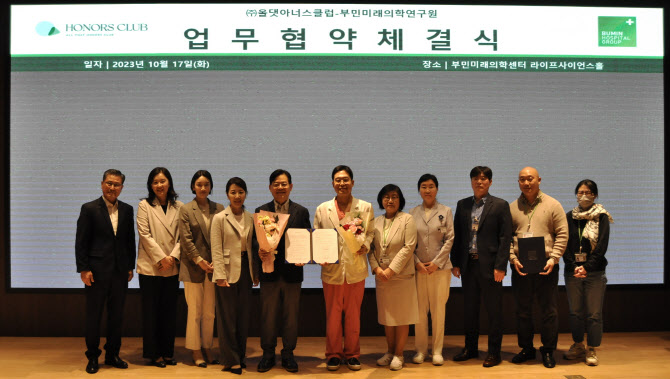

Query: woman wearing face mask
<box><xmin>562</xmin><ymin>179</ymin><xmax>613</xmax><ymax>367</ymax></box>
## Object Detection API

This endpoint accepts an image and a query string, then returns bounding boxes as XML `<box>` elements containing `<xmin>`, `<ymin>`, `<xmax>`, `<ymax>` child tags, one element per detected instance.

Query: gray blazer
<box><xmin>178</xmin><ymin>199</ymin><xmax>224</xmax><ymax>283</ymax></box>
<box><xmin>211</xmin><ymin>206</ymin><xmax>256</xmax><ymax>284</ymax></box>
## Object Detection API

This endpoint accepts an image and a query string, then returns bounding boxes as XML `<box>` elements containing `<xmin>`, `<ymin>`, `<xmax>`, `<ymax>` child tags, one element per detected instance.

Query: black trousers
<box><xmin>85</xmin><ymin>270</ymin><xmax>128</xmax><ymax>359</ymax></box>
<box><xmin>215</xmin><ymin>258</ymin><xmax>252</xmax><ymax>367</ymax></box>
<box><xmin>139</xmin><ymin>274</ymin><xmax>179</xmax><ymax>360</ymax></box>
<box><xmin>260</xmin><ymin>278</ymin><xmax>302</xmax><ymax>359</ymax></box>
<box><xmin>462</xmin><ymin>259</ymin><xmax>504</xmax><ymax>354</ymax></box>
<box><xmin>512</xmin><ymin>266</ymin><xmax>559</xmax><ymax>352</ymax></box>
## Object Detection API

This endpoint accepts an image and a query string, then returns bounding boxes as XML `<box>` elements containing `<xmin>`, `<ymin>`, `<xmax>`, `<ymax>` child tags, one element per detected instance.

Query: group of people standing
<box><xmin>74</xmin><ymin>164</ymin><xmax>612</xmax><ymax>374</ymax></box>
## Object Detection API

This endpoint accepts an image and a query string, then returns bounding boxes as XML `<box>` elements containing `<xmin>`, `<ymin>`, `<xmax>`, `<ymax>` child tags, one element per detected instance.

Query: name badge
<box><xmin>522</xmin><ymin>232</ymin><xmax>533</xmax><ymax>238</ymax></box>
<box><xmin>575</xmin><ymin>253</ymin><xmax>587</xmax><ymax>263</ymax></box>
<box><xmin>381</xmin><ymin>257</ymin><xmax>391</xmax><ymax>268</ymax></box>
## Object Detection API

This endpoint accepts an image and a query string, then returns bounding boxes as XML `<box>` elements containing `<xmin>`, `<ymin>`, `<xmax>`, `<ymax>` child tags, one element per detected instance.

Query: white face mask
<box><xmin>577</xmin><ymin>194</ymin><xmax>595</xmax><ymax>209</ymax></box>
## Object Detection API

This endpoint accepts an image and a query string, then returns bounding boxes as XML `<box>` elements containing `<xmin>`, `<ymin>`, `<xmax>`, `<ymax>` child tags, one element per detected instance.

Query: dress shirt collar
<box><xmin>274</xmin><ymin>199</ymin><xmax>289</xmax><ymax>214</ymax></box>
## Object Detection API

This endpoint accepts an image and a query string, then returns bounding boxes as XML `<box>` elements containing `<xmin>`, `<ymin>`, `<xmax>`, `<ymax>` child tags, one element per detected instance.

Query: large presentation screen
<box><xmin>9</xmin><ymin>4</ymin><xmax>664</xmax><ymax>289</ymax></box>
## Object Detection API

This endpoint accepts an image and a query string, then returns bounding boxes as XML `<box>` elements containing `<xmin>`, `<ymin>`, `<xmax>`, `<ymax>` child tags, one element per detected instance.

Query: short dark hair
<box><xmin>226</xmin><ymin>177</ymin><xmax>248</xmax><ymax>194</ymax></box>
<box><xmin>269</xmin><ymin>169</ymin><xmax>292</xmax><ymax>185</ymax></box>
<box><xmin>191</xmin><ymin>170</ymin><xmax>213</xmax><ymax>194</ymax></box>
<box><xmin>377</xmin><ymin>184</ymin><xmax>405</xmax><ymax>211</ymax></box>
<box><xmin>470</xmin><ymin>166</ymin><xmax>493</xmax><ymax>180</ymax></box>
<box><xmin>331</xmin><ymin>165</ymin><xmax>353</xmax><ymax>180</ymax></box>
<box><xmin>145</xmin><ymin>167</ymin><xmax>178</xmax><ymax>205</ymax></box>
<box><xmin>102</xmin><ymin>169</ymin><xmax>125</xmax><ymax>184</ymax></box>
<box><xmin>417</xmin><ymin>173</ymin><xmax>439</xmax><ymax>191</ymax></box>
<box><xmin>575</xmin><ymin>179</ymin><xmax>598</xmax><ymax>197</ymax></box>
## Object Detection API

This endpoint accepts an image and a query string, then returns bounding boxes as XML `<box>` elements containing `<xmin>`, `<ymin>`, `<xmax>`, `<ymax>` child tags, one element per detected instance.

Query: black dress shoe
<box><xmin>223</xmin><ymin>366</ymin><xmax>243</xmax><ymax>375</ymax></box>
<box><xmin>453</xmin><ymin>347</ymin><xmax>478</xmax><ymax>361</ymax></box>
<box><xmin>542</xmin><ymin>351</ymin><xmax>556</xmax><ymax>368</ymax></box>
<box><xmin>163</xmin><ymin>358</ymin><xmax>177</xmax><ymax>366</ymax></box>
<box><xmin>511</xmin><ymin>348</ymin><xmax>536</xmax><ymax>364</ymax></box>
<box><xmin>104</xmin><ymin>356</ymin><xmax>128</xmax><ymax>369</ymax></box>
<box><xmin>282</xmin><ymin>357</ymin><xmax>299</xmax><ymax>373</ymax></box>
<box><xmin>257</xmin><ymin>357</ymin><xmax>276</xmax><ymax>372</ymax></box>
<box><xmin>149</xmin><ymin>359</ymin><xmax>166</xmax><ymax>368</ymax></box>
<box><xmin>483</xmin><ymin>353</ymin><xmax>502</xmax><ymax>367</ymax></box>
<box><xmin>86</xmin><ymin>358</ymin><xmax>99</xmax><ymax>374</ymax></box>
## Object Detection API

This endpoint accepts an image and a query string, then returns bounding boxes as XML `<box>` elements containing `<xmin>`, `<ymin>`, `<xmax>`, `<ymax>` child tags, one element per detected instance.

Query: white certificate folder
<box><xmin>285</xmin><ymin>228</ymin><xmax>339</xmax><ymax>264</ymax></box>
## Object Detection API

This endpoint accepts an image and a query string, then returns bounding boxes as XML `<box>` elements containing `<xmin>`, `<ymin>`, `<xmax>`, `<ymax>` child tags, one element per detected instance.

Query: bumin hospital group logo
<box><xmin>598</xmin><ymin>16</ymin><xmax>636</xmax><ymax>47</ymax></box>
<box><xmin>35</xmin><ymin>21</ymin><xmax>60</xmax><ymax>36</ymax></box>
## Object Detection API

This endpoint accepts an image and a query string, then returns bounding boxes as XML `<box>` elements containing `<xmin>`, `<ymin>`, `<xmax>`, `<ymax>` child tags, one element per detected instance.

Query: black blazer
<box><xmin>452</xmin><ymin>194</ymin><xmax>513</xmax><ymax>280</ymax></box>
<box><xmin>252</xmin><ymin>200</ymin><xmax>311</xmax><ymax>283</ymax></box>
<box><xmin>75</xmin><ymin>197</ymin><xmax>136</xmax><ymax>280</ymax></box>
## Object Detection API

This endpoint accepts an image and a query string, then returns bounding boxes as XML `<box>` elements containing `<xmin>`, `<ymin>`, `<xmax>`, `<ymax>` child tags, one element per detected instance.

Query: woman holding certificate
<box><xmin>178</xmin><ymin>170</ymin><xmax>224</xmax><ymax>367</ymax></box>
<box><xmin>136</xmin><ymin>167</ymin><xmax>183</xmax><ymax>367</ymax></box>
<box><xmin>408</xmin><ymin>174</ymin><xmax>453</xmax><ymax>366</ymax></box>
<box><xmin>562</xmin><ymin>179</ymin><xmax>613</xmax><ymax>367</ymax></box>
<box><xmin>211</xmin><ymin>177</ymin><xmax>258</xmax><ymax>375</ymax></box>
<box><xmin>369</xmin><ymin>184</ymin><xmax>418</xmax><ymax>371</ymax></box>
<box><xmin>314</xmin><ymin>165</ymin><xmax>374</xmax><ymax>372</ymax></box>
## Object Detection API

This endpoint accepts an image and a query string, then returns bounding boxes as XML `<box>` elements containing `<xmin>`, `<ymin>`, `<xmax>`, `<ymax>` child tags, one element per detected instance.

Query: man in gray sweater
<box><xmin>509</xmin><ymin>167</ymin><xmax>568</xmax><ymax>369</ymax></box>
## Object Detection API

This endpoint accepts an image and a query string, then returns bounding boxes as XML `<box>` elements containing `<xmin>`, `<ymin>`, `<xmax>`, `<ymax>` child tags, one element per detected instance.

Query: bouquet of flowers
<box><xmin>253</xmin><ymin>210</ymin><xmax>290</xmax><ymax>273</ymax></box>
<box><xmin>336</xmin><ymin>212</ymin><xmax>369</xmax><ymax>269</ymax></box>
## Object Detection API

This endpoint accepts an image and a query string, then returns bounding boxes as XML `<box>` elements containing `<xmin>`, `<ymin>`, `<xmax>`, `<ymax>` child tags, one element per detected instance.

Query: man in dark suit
<box><xmin>253</xmin><ymin>169</ymin><xmax>311</xmax><ymax>373</ymax></box>
<box><xmin>75</xmin><ymin>169</ymin><xmax>136</xmax><ymax>374</ymax></box>
<box><xmin>451</xmin><ymin>166</ymin><xmax>513</xmax><ymax>367</ymax></box>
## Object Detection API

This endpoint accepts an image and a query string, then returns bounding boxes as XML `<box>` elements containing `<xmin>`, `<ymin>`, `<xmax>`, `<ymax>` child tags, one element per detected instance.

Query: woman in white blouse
<box><xmin>210</xmin><ymin>177</ymin><xmax>258</xmax><ymax>375</ymax></box>
<box><xmin>136</xmin><ymin>167</ymin><xmax>183</xmax><ymax>367</ymax></box>
<box><xmin>178</xmin><ymin>170</ymin><xmax>224</xmax><ymax>367</ymax></box>
<box><xmin>408</xmin><ymin>174</ymin><xmax>454</xmax><ymax>366</ymax></box>
<box><xmin>369</xmin><ymin>184</ymin><xmax>418</xmax><ymax>371</ymax></box>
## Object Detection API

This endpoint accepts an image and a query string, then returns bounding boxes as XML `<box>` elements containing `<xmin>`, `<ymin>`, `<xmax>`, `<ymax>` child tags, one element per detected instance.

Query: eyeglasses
<box><xmin>383</xmin><ymin>195</ymin><xmax>400</xmax><ymax>202</ymax></box>
<box><xmin>576</xmin><ymin>191</ymin><xmax>593</xmax><ymax>196</ymax></box>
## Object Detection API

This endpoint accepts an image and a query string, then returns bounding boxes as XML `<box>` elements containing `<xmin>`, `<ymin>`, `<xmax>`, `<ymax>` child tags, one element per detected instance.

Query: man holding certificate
<box><xmin>253</xmin><ymin>169</ymin><xmax>311</xmax><ymax>373</ymax></box>
<box><xmin>509</xmin><ymin>167</ymin><xmax>568</xmax><ymax>369</ymax></box>
<box><xmin>314</xmin><ymin>165</ymin><xmax>374</xmax><ymax>372</ymax></box>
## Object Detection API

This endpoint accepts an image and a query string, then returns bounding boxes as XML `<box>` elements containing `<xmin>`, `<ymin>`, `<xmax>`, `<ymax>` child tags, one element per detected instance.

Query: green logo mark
<box><xmin>598</xmin><ymin>16</ymin><xmax>636</xmax><ymax>47</ymax></box>
<box><xmin>36</xmin><ymin>21</ymin><xmax>60</xmax><ymax>36</ymax></box>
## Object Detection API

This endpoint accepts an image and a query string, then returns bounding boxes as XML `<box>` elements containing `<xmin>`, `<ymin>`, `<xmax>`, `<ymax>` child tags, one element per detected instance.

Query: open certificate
<box><xmin>285</xmin><ymin>228</ymin><xmax>339</xmax><ymax>264</ymax></box>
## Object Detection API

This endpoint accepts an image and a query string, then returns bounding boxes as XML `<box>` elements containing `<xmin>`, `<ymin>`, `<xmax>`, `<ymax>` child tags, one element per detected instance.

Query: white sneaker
<box><xmin>564</xmin><ymin>342</ymin><xmax>586</xmax><ymax>360</ymax></box>
<box><xmin>585</xmin><ymin>346</ymin><xmax>599</xmax><ymax>366</ymax></box>
<box><xmin>412</xmin><ymin>352</ymin><xmax>426</xmax><ymax>364</ymax></box>
<box><xmin>376</xmin><ymin>353</ymin><xmax>394</xmax><ymax>366</ymax></box>
<box><xmin>390</xmin><ymin>355</ymin><xmax>404</xmax><ymax>371</ymax></box>
<box><xmin>432</xmin><ymin>354</ymin><xmax>444</xmax><ymax>366</ymax></box>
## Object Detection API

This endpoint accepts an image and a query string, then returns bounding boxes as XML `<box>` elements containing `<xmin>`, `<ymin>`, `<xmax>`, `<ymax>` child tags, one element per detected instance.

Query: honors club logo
<box><xmin>598</xmin><ymin>16</ymin><xmax>636</xmax><ymax>47</ymax></box>
<box><xmin>35</xmin><ymin>21</ymin><xmax>60</xmax><ymax>36</ymax></box>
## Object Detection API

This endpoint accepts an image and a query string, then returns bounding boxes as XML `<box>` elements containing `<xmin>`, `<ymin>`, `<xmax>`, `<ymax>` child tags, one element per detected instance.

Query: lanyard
<box><xmin>578</xmin><ymin>221</ymin><xmax>585</xmax><ymax>253</ymax></box>
<box><xmin>526</xmin><ymin>201</ymin><xmax>538</xmax><ymax>231</ymax></box>
<box><xmin>383</xmin><ymin>216</ymin><xmax>395</xmax><ymax>245</ymax></box>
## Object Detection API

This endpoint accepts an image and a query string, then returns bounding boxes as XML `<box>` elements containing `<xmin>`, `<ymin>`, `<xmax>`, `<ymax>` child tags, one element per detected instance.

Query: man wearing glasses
<box><xmin>75</xmin><ymin>169</ymin><xmax>136</xmax><ymax>374</ymax></box>
<box><xmin>253</xmin><ymin>169</ymin><xmax>311</xmax><ymax>373</ymax></box>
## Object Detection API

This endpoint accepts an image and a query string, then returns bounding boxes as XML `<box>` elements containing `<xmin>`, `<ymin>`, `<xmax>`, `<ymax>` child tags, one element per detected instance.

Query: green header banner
<box><xmin>11</xmin><ymin>55</ymin><xmax>662</xmax><ymax>73</ymax></box>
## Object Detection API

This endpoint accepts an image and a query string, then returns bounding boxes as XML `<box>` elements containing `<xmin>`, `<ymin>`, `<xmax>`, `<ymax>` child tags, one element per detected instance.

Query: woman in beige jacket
<box><xmin>369</xmin><ymin>184</ymin><xmax>418</xmax><ymax>371</ymax></box>
<box><xmin>211</xmin><ymin>177</ymin><xmax>258</xmax><ymax>374</ymax></box>
<box><xmin>136</xmin><ymin>167</ymin><xmax>183</xmax><ymax>367</ymax></box>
